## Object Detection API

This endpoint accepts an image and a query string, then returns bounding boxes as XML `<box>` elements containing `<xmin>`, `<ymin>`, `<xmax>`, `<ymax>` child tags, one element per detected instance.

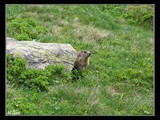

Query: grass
<box><xmin>6</xmin><ymin>4</ymin><xmax>154</xmax><ymax>115</ymax></box>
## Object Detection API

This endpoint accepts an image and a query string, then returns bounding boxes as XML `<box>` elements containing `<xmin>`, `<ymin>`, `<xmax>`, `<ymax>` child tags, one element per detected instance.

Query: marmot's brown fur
<box><xmin>73</xmin><ymin>50</ymin><xmax>91</xmax><ymax>70</ymax></box>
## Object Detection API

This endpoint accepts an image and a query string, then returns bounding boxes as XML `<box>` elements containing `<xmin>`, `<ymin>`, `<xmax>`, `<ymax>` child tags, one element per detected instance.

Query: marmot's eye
<box><xmin>84</xmin><ymin>51</ymin><xmax>87</xmax><ymax>53</ymax></box>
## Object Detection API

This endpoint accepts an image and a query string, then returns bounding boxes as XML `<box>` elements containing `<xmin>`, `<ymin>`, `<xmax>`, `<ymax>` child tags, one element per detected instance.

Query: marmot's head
<box><xmin>73</xmin><ymin>50</ymin><xmax>91</xmax><ymax>70</ymax></box>
<box><xmin>78</xmin><ymin>50</ymin><xmax>91</xmax><ymax>60</ymax></box>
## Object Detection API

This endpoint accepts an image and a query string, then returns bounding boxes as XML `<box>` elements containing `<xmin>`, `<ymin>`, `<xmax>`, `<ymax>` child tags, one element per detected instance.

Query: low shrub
<box><xmin>98</xmin><ymin>5</ymin><xmax>153</xmax><ymax>30</ymax></box>
<box><xmin>7</xmin><ymin>53</ymin><xmax>72</xmax><ymax>91</ymax></box>
<box><xmin>7</xmin><ymin>17</ymin><xmax>49</xmax><ymax>40</ymax></box>
<box><xmin>7</xmin><ymin>54</ymin><xmax>27</xmax><ymax>83</ymax></box>
<box><xmin>123</xmin><ymin>5</ymin><xmax>153</xmax><ymax>29</ymax></box>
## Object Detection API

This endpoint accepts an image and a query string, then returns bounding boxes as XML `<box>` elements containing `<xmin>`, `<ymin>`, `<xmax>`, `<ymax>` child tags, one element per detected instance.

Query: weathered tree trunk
<box><xmin>6</xmin><ymin>37</ymin><xmax>78</xmax><ymax>71</ymax></box>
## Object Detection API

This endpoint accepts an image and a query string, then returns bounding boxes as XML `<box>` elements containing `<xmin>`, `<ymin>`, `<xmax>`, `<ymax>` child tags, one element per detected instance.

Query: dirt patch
<box><xmin>107</xmin><ymin>85</ymin><xmax>117</xmax><ymax>96</ymax></box>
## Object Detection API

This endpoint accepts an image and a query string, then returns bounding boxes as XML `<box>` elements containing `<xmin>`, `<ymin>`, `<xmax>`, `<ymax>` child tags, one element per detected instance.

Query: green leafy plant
<box><xmin>7</xmin><ymin>17</ymin><xmax>49</xmax><ymax>40</ymax></box>
<box><xmin>72</xmin><ymin>69</ymin><xmax>85</xmax><ymax>81</ymax></box>
<box><xmin>98</xmin><ymin>5</ymin><xmax>153</xmax><ymax>30</ymax></box>
<box><xmin>7</xmin><ymin>53</ymin><xmax>72</xmax><ymax>91</ymax></box>
<box><xmin>122</xmin><ymin>5</ymin><xmax>153</xmax><ymax>29</ymax></box>
<box><xmin>46</xmin><ymin>64</ymin><xmax>72</xmax><ymax>84</ymax></box>
<box><xmin>18</xmin><ymin>68</ymin><xmax>50</xmax><ymax>91</ymax></box>
<box><xmin>7</xmin><ymin>54</ymin><xmax>27</xmax><ymax>83</ymax></box>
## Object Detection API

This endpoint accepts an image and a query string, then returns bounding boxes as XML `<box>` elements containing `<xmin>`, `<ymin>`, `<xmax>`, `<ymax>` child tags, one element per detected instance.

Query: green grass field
<box><xmin>6</xmin><ymin>4</ymin><xmax>154</xmax><ymax>115</ymax></box>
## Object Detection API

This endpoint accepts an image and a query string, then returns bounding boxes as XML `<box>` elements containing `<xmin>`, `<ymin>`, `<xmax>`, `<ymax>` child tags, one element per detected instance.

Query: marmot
<box><xmin>73</xmin><ymin>50</ymin><xmax>91</xmax><ymax>70</ymax></box>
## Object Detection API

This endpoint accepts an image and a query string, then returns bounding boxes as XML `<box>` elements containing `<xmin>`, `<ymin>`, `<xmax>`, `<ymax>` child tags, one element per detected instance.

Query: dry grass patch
<box><xmin>101</xmin><ymin>85</ymin><xmax>119</xmax><ymax>97</ymax></box>
<box><xmin>87</xmin><ymin>85</ymin><xmax>101</xmax><ymax>106</ymax></box>
<box><xmin>106</xmin><ymin>85</ymin><xmax>118</xmax><ymax>97</ymax></box>
<box><xmin>24</xmin><ymin>12</ymin><xmax>39</xmax><ymax>18</ymax></box>
<box><xmin>26</xmin><ymin>4</ymin><xmax>50</xmax><ymax>9</ymax></box>
<box><xmin>72</xmin><ymin>19</ymin><xmax>112</xmax><ymax>42</ymax></box>
<box><xmin>50</xmin><ymin>25</ymin><xmax>63</xmax><ymax>36</ymax></box>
